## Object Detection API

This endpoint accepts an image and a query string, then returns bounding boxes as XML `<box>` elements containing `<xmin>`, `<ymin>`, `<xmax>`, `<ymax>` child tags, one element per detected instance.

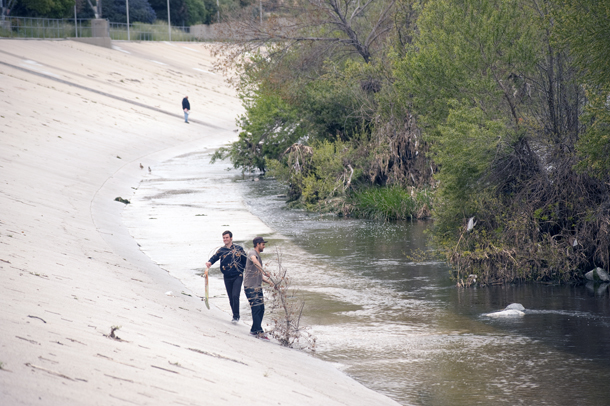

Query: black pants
<box><xmin>245</xmin><ymin>287</ymin><xmax>265</xmax><ymax>334</ymax></box>
<box><xmin>223</xmin><ymin>274</ymin><xmax>243</xmax><ymax>319</ymax></box>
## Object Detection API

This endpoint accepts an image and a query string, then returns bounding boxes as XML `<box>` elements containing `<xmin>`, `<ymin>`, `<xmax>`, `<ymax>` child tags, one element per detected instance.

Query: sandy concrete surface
<box><xmin>0</xmin><ymin>39</ymin><xmax>400</xmax><ymax>405</ymax></box>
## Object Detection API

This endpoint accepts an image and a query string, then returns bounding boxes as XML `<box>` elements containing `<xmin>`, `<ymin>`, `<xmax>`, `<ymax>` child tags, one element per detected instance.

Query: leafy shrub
<box><xmin>212</xmin><ymin>89</ymin><xmax>305</xmax><ymax>173</ymax></box>
<box><xmin>349</xmin><ymin>186</ymin><xmax>432</xmax><ymax>221</ymax></box>
<box><xmin>271</xmin><ymin>139</ymin><xmax>360</xmax><ymax>210</ymax></box>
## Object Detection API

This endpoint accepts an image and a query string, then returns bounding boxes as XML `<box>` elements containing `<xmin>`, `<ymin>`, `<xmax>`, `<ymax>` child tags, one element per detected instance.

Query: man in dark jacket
<box><xmin>182</xmin><ymin>96</ymin><xmax>190</xmax><ymax>123</ymax></box>
<box><xmin>205</xmin><ymin>230</ymin><xmax>247</xmax><ymax>323</ymax></box>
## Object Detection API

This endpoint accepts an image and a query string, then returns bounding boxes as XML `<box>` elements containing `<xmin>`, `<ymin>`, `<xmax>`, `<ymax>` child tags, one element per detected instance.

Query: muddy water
<box><xmin>125</xmin><ymin>150</ymin><xmax>610</xmax><ymax>406</ymax></box>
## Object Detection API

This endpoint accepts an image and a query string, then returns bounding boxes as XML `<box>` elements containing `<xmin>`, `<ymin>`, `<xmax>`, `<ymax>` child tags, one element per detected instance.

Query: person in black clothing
<box><xmin>205</xmin><ymin>230</ymin><xmax>247</xmax><ymax>323</ymax></box>
<box><xmin>182</xmin><ymin>96</ymin><xmax>190</xmax><ymax>123</ymax></box>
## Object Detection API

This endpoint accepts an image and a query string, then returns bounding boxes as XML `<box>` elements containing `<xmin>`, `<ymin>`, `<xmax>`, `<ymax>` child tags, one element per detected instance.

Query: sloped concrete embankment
<box><xmin>0</xmin><ymin>39</ymin><xmax>400</xmax><ymax>405</ymax></box>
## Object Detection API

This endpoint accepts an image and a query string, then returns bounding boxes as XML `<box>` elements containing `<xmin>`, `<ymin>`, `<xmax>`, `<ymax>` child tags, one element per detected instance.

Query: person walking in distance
<box><xmin>244</xmin><ymin>237</ymin><xmax>273</xmax><ymax>339</ymax></box>
<box><xmin>205</xmin><ymin>231</ymin><xmax>247</xmax><ymax>323</ymax></box>
<box><xmin>182</xmin><ymin>96</ymin><xmax>190</xmax><ymax>123</ymax></box>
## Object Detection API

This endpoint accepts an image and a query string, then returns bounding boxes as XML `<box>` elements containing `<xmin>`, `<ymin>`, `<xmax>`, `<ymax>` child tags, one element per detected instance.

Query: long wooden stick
<box><xmin>204</xmin><ymin>267</ymin><xmax>210</xmax><ymax>309</ymax></box>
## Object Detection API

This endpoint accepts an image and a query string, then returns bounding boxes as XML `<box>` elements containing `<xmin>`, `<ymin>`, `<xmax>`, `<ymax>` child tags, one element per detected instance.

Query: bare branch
<box><xmin>210</xmin><ymin>0</ymin><xmax>396</xmax><ymax>71</ymax></box>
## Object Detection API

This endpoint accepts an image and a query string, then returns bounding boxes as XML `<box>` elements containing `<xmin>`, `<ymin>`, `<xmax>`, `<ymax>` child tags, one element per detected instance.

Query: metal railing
<box><xmin>0</xmin><ymin>17</ymin><xmax>91</xmax><ymax>39</ymax></box>
<box><xmin>0</xmin><ymin>16</ymin><xmax>197</xmax><ymax>41</ymax></box>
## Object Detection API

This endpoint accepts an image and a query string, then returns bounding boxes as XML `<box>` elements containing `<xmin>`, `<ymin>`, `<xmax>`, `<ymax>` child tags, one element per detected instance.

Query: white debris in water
<box><xmin>585</xmin><ymin>267</ymin><xmax>610</xmax><ymax>282</ymax></box>
<box><xmin>505</xmin><ymin>303</ymin><xmax>525</xmax><ymax>311</ymax></box>
<box><xmin>484</xmin><ymin>309</ymin><xmax>525</xmax><ymax>318</ymax></box>
<box><xmin>484</xmin><ymin>303</ymin><xmax>525</xmax><ymax>317</ymax></box>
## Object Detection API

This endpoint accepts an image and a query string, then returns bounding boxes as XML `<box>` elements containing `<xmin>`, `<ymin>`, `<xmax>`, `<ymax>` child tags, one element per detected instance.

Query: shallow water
<box><xmin>124</xmin><ymin>150</ymin><xmax>610</xmax><ymax>406</ymax></box>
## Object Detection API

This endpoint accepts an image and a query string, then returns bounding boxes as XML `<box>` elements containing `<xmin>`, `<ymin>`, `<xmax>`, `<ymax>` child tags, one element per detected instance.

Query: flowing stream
<box><xmin>124</xmin><ymin>150</ymin><xmax>610</xmax><ymax>406</ymax></box>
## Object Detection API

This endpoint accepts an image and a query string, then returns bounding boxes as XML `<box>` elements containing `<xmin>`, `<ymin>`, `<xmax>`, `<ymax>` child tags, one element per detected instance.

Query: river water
<box><xmin>124</xmin><ymin>150</ymin><xmax>610</xmax><ymax>406</ymax></box>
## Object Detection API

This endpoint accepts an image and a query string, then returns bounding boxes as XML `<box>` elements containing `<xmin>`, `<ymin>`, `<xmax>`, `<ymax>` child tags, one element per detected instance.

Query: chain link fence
<box><xmin>0</xmin><ymin>16</ymin><xmax>196</xmax><ymax>41</ymax></box>
<box><xmin>109</xmin><ymin>21</ymin><xmax>194</xmax><ymax>41</ymax></box>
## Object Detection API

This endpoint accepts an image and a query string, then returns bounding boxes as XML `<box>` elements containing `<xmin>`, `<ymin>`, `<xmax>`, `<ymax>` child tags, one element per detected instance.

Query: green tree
<box><xmin>183</xmin><ymin>0</ymin><xmax>209</xmax><ymax>24</ymax></box>
<box><xmin>211</xmin><ymin>84</ymin><xmax>306</xmax><ymax>173</ymax></box>
<box><xmin>104</xmin><ymin>0</ymin><xmax>156</xmax><ymax>23</ymax></box>
<box><xmin>212</xmin><ymin>39</ymin><xmax>381</xmax><ymax>173</ymax></box>
<box><xmin>394</xmin><ymin>0</ymin><xmax>539</xmax><ymax>132</ymax></box>
<box><xmin>11</xmin><ymin>0</ymin><xmax>75</xmax><ymax>17</ymax></box>
<box><xmin>576</xmin><ymin>86</ymin><xmax>610</xmax><ymax>179</ymax></box>
<box><xmin>553</xmin><ymin>0</ymin><xmax>610</xmax><ymax>179</ymax></box>
<box><xmin>149</xmin><ymin>0</ymin><xmax>209</xmax><ymax>25</ymax></box>
<box><xmin>553</xmin><ymin>0</ymin><xmax>610</xmax><ymax>86</ymax></box>
<box><xmin>394</xmin><ymin>0</ymin><xmax>541</xmax><ymax>233</ymax></box>
<box><xmin>210</xmin><ymin>0</ymin><xmax>432</xmax><ymax>212</ymax></box>
<box><xmin>392</xmin><ymin>0</ymin><xmax>609</xmax><ymax>284</ymax></box>
<box><xmin>433</xmin><ymin>104</ymin><xmax>512</xmax><ymax>233</ymax></box>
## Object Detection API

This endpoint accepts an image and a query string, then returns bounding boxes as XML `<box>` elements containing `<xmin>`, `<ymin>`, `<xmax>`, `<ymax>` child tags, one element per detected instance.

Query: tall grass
<box><xmin>0</xmin><ymin>18</ymin><xmax>83</xmax><ymax>39</ymax></box>
<box><xmin>110</xmin><ymin>21</ymin><xmax>196</xmax><ymax>41</ymax></box>
<box><xmin>0</xmin><ymin>18</ymin><xmax>196</xmax><ymax>41</ymax></box>
<box><xmin>349</xmin><ymin>186</ymin><xmax>432</xmax><ymax>221</ymax></box>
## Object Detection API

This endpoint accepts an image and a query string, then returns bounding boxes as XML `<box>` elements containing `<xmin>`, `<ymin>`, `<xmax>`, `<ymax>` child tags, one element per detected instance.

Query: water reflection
<box><xmin>239</xmin><ymin>177</ymin><xmax>610</xmax><ymax>406</ymax></box>
<box><xmin>458</xmin><ymin>284</ymin><xmax>610</xmax><ymax>363</ymax></box>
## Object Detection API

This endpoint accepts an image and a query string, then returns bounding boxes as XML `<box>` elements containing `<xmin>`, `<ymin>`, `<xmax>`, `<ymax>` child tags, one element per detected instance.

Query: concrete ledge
<box><xmin>190</xmin><ymin>23</ymin><xmax>225</xmax><ymax>40</ymax></box>
<box><xmin>71</xmin><ymin>36</ymin><xmax>112</xmax><ymax>48</ymax></box>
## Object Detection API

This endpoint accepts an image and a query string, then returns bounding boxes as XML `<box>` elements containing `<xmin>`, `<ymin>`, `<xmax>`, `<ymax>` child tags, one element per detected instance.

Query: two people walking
<box><xmin>206</xmin><ymin>231</ymin><xmax>273</xmax><ymax>339</ymax></box>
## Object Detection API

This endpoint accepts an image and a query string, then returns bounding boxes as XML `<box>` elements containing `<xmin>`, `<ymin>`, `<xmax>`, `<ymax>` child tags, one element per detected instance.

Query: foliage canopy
<box><xmin>213</xmin><ymin>0</ymin><xmax>610</xmax><ymax>285</ymax></box>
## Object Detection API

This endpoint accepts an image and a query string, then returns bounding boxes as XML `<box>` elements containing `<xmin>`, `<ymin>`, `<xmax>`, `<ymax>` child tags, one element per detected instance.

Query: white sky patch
<box><xmin>193</xmin><ymin>68</ymin><xmax>215</xmax><ymax>75</ymax></box>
